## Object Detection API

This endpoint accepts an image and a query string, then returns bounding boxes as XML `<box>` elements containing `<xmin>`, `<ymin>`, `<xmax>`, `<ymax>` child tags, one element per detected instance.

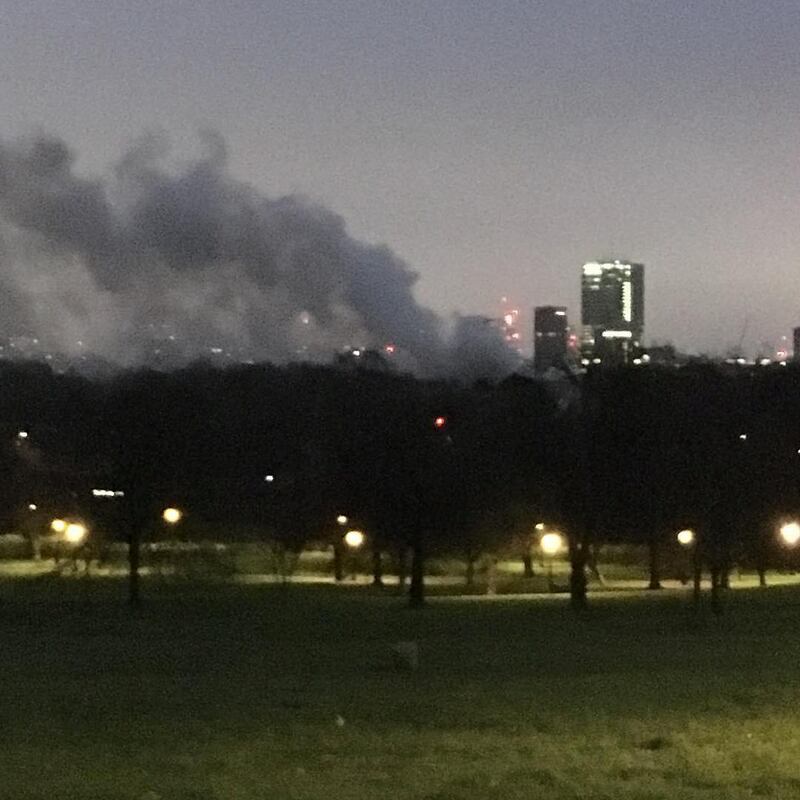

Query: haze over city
<box><xmin>2</xmin><ymin>1</ymin><xmax>799</xmax><ymax>358</ymax></box>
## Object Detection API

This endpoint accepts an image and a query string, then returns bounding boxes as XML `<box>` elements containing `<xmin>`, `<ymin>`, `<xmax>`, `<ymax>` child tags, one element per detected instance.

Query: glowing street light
<box><xmin>344</xmin><ymin>529</ymin><xmax>364</xmax><ymax>549</ymax></box>
<box><xmin>51</xmin><ymin>518</ymin><xmax>67</xmax><ymax>533</ymax></box>
<box><xmin>535</xmin><ymin>522</ymin><xmax>545</xmax><ymax>531</ymax></box>
<box><xmin>540</xmin><ymin>532</ymin><xmax>562</xmax><ymax>556</ymax></box>
<box><xmin>64</xmin><ymin>523</ymin><xmax>87</xmax><ymax>544</ymax></box>
<box><xmin>162</xmin><ymin>507</ymin><xmax>182</xmax><ymax>525</ymax></box>
<box><xmin>540</xmin><ymin>532</ymin><xmax>562</xmax><ymax>592</ymax></box>
<box><xmin>336</xmin><ymin>515</ymin><xmax>348</xmax><ymax>526</ymax></box>
<box><xmin>780</xmin><ymin>521</ymin><xmax>800</xmax><ymax>547</ymax></box>
<box><xmin>677</xmin><ymin>529</ymin><xmax>695</xmax><ymax>547</ymax></box>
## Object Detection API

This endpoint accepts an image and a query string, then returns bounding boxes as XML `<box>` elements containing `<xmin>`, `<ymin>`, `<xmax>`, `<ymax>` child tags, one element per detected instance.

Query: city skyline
<box><xmin>1</xmin><ymin>2</ymin><xmax>800</xmax><ymax>357</ymax></box>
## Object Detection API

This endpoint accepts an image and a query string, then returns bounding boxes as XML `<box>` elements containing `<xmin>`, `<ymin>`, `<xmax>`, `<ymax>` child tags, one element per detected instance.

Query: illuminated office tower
<box><xmin>581</xmin><ymin>260</ymin><xmax>644</xmax><ymax>364</ymax></box>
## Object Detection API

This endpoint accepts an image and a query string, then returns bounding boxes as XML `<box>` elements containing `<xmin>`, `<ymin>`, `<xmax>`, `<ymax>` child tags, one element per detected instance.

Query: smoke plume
<box><xmin>0</xmin><ymin>131</ymin><xmax>515</xmax><ymax>380</ymax></box>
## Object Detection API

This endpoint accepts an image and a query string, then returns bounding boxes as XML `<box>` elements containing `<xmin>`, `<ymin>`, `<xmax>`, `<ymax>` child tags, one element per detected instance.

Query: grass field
<box><xmin>2</xmin><ymin>575</ymin><xmax>800</xmax><ymax>799</ymax></box>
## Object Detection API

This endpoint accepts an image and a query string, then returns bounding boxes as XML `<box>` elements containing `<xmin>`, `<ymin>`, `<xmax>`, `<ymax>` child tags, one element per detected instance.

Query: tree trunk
<box><xmin>569</xmin><ymin>544</ymin><xmax>588</xmax><ymax>612</ymax></box>
<box><xmin>720</xmin><ymin>566</ymin><xmax>730</xmax><ymax>589</ymax></box>
<box><xmin>486</xmin><ymin>557</ymin><xmax>497</xmax><ymax>595</ymax></box>
<box><xmin>757</xmin><ymin>539</ymin><xmax>768</xmax><ymax>587</ymax></box>
<box><xmin>588</xmin><ymin>542</ymin><xmax>604</xmax><ymax>584</ymax></box>
<box><xmin>647</xmin><ymin>535</ymin><xmax>662</xmax><ymax>590</ymax></box>
<box><xmin>128</xmin><ymin>525</ymin><xmax>141</xmax><ymax>608</ymax></box>
<box><xmin>710</xmin><ymin>565</ymin><xmax>723</xmax><ymax>615</ymax></box>
<box><xmin>333</xmin><ymin>542</ymin><xmax>345</xmax><ymax>582</ymax></box>
<box><xmin>522</xmin><ymin>552</ymin><xmax>534</xmax><ymax>578</ymax></box>
<box><xmin>371</xmin><ymin>546</ymin><xmax>383</xmax><ymax>587</ymax></box>
<box><xmin>465</xmin><ymin>555</ymin><xmax>476</xmax><ymax>588</ymax></box>
<box><xmin>396</xmin><ymin>545</ymin><xmax>408</xmax><ymax>591</ymax></box>
<box><xmin>408</xmin><ymin>535</ymin><xmax>425</xmax><ymax>609</ymax></box>
<box><xmin>692</xmin><ymin>549</ymin><xmax>702</xmax><ymax>613</ymax></box>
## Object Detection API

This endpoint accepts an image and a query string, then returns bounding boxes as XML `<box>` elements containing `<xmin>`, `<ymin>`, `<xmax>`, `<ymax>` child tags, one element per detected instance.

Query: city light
<box><xmin>540</xmin><ymin>532</ymin><xmax>563</xmax><ymax>556</ymax></box>
<box><xmin>27</xmin><ymin>503</ymin><xmax>37</xmax><ymax>511</ymax></box>
<box><xmin>17</xmin><ymin>431</ymin><xmax>28</xmax><ymax>439</ymax></box>
<box><xmin>162</xmin><ymin>507</ymin><xmax>182</xmax><ymax>524</ymax></box>
<box><xmin>264</xmin><ymin>474</ymin><xmax>274</xmax><ymax>483</ymax></box>
<box><xmin>344</xmin><ymin>529</ymin><xmax>364</xmax><ymax>549</ymax></box>
<box><xmin>50</xmin><ymin>519</ymin><xmax>66</xmax><ymax>533</ymax></box>
<box><xmin>434</xmin><ymin>416</ymin><xmax>447</xmax><ymax>429</ymax></box>
<box><xmin>535</xmin><ymin>522</ymin><xmax>545</xmax><ymax>531</ymax></box>
<box><xmin>336</xmin><ymin>515</ymin><xmax>348</xmax><ymax>525</ymax></box>
<box><xmin>780</xmin><ymin>522</ymin><xmax>800</xmax><ymax>547</ymax></box>
<box><xmin>677</xmin><ymin>529</ymin><xmax>695</xmax><ymax>546</ymax></box>
<box><xmin>64</xmin><ymin>523</ymin><xmax>87</xmax><ymax>544</ymax></box>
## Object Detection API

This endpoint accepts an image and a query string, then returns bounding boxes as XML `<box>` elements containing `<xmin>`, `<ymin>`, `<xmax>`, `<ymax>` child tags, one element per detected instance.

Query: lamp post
<box><xmin>344</xmin><ymin>529</ymin><xmax>364</xmax><ymax>549</ymax></box>
<box><xmin>676</xmin><ymin>528</ymin><xmax>695</xmax><ymax>588</ymax></box>
<box><xmin>162</xmin><ymin>507</ymin><xmax>182</xmax><ymax>525</ymax></box>
<box><xmin>779</xmin><ymin>521</ymin><xmax>800</xmax><ymax>547</ymax></box>
<box><xmin>540</xmin><ymin>532</ymin><xmax>562</xmax><ymax>592</ymax></box>
<box><xmin>344</xmin><ymin>529</ymin><xmax>364</xmax><ymax>581</ymax></box>
<box><xmin>332</xmin><ymin>515</ymin><xmax>348</xmax><ymax>582</ymax></box>
<box><xmin>677</xmin><ymin>529</ymin><xmax>694</xmax><ymax>547</ymax></box>
<box><xmin>64</xmin><ymin>522</ymin><xmax>87</xmax><ymax>545</ymax></box>
<box><xmin>779</xmin><ymin>521</ymin><xmax>800</xmax><ymax>581</ymax></box>
<box><xmin>676</xmin><ymin>528</ymin><xmax>704</xmax><ymax>609</ymax></box>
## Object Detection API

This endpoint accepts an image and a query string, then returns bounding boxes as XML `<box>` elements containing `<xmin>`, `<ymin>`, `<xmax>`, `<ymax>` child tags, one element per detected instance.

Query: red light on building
<box><xmin>384</xmin><ymin>344</ymin><xmax>396</xmax><ymax>354</ymax></box>
<box><xmin>434</xmin><ymin>416</ymin><xmax>447</xmax><ymax>429</ymax></box>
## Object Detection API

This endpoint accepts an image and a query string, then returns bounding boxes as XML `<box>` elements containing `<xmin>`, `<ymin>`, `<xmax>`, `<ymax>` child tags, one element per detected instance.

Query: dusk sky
<box><xmin>2</xmin><ymin>0</ymin><xmax>800</xmax><ymax>356</ymax></box>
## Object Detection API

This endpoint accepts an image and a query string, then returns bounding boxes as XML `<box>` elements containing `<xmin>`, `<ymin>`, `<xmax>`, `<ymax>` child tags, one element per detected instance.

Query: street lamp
<box><xmin>677</xmin><ymin>529</ymin><xmax>695</xmax><ymax>547</ymax></box>
<box><xmin>540</xmin><ymin>532</ymin><xmax>562</xmax><ymax>591</ymax></box>
<box><xmin>780</xmin><ymin>521</ymin><xmax>800</xmax><ymax>547</ymax></box>
<box><xmin>64</xmin><ymin>522</ymin><xmax>87</xmax><ymax>545</ymax></box>
<box><xmin>344</xmin><ymin>529</ymin><xmax>364</xmax><ymax>549</ymax></box>
<box><xmin>676</xmin><ymin>529</ymin><xmax>696</xmax><ymax>586</ymax></box>
<box><xmin>336</xmin><ymin>515</ymin><xmax>348</xmax><ymax>526</ymax></box>
<box><xmin>162</xmin><ymin>507</ymin><xmax>182</xmax><ymax>525</ymax></box>
<box><xmin>51</xmin><ymin>518</ymin><xmax>67</xmax><ymax>533</ymax></box>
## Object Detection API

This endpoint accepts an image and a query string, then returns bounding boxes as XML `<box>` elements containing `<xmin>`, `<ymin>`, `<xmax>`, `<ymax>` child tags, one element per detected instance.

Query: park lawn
<box><xmin>1</xmin><ymin>578</ymin><xmax>800</xmax><ymax>799</ymax></box>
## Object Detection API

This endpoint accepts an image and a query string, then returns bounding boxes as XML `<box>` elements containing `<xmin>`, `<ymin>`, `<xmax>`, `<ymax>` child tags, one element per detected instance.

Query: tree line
<box><xmin>1</xmin><ymin>359</ymin><xmax>799</xmax><ymax>610</ymax></box>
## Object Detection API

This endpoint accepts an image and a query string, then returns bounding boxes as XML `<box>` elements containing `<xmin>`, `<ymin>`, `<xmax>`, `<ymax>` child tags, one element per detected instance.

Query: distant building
<box><xmin>581</xmin><ymin>260</ymin><xmax>644</xmax><ymax>365</ymax></box>
<box><xmin>794</xmin><ymin>327</ymin><xmax>800</xmax><ymax>363</ymax></box>
<box><xmin>533</xmin><ymin>306</ymin><xmax>568</xmax><ymax>372</ymax></box>
<box><xmin>499</xmin><ymin>297</ymin><xmax>522</xmax><ymax>353</ymax></box>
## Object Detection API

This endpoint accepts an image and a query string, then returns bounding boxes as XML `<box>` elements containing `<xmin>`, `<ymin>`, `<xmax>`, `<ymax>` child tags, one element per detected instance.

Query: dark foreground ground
<box><xmin>2</xmin><ymin>576</ymin><xmax>800</xmax><ymax>799</ymax></box>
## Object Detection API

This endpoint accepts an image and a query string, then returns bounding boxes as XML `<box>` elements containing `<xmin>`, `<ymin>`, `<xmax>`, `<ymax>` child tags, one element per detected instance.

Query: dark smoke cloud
<box><xmin>0</xmin><ymin>131</ymin><xmax>514</xmax><ymax>380</ymax></box>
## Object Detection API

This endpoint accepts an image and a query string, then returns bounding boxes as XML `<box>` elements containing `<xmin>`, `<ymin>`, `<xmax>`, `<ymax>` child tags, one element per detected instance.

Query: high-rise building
<box><xmin>533</xmin><ymin>306</ymin><xmax>568</xmax><ymax>372</ymax></box>
<box><xmin>499</xmin><ymin>297</ymin><xmax>522</xmax><ymax>353</ymax></box>
<box><xmin>581</xmin><ymin>260</ymin><xmax>644</xmax><ymax>364</ymax></box>
<box><xmin>794</xmin><ymin>327</ymin><xmax>800</xmax><ymax>362</ymax></box>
